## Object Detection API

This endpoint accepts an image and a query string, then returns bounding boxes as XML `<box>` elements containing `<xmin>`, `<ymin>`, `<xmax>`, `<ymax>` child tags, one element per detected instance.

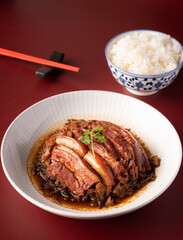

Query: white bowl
<box><xmin>105</xmin><ymin>30</ymin><xmax>183</xmax><ymax>96</ymax></box>
<box><xmin>1</xmin><ymin>91</ymin><xmax>182</xmax><ymax>219</ymax></box>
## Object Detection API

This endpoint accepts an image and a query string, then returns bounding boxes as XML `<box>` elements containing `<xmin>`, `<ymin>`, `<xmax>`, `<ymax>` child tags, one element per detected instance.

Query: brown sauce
<box><xmin>27</xmin><ymin>124</ymin><xmax>149</xmax><ymax>211</ymax></box>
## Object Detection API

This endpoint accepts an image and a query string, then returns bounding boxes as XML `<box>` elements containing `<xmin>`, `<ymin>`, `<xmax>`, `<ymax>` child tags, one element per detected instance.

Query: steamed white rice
<box><xmin>109</xmin><ymin>31</ymin><xmax>182</xmax><ymax>75</ymax></box>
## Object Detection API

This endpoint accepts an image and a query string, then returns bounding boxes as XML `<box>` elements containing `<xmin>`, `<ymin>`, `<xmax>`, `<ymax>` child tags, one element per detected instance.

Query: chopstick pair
<box><xmin>0</xmin><ymin>47</ymin><xmax>80</xmax><ymax>72</ymax></box>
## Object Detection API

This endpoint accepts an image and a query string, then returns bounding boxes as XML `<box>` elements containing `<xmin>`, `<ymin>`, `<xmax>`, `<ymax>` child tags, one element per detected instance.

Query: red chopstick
<box><xmin>0</xmin><ymin>47</ymin><xmax>80</xmax><ymax>72</ymax></box>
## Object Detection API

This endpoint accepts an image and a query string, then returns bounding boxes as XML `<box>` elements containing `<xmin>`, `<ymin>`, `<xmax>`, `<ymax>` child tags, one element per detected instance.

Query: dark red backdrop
<box><xmin>0</xmin><ymin>1</ymin><xmax>183</xmax><ymax>239</ymax></box>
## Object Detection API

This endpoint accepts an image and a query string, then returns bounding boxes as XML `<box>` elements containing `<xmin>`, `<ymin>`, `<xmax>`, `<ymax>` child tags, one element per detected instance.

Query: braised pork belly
<box><xmin>31</xmin><ymin>119</ymin><xmax>160</xmax><ymax>208</ymax></box>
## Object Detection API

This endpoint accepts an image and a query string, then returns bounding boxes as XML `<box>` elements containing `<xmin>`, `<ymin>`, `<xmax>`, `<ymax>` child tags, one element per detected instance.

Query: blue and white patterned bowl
<box><xmin>105</xmin><ymin>30</ymin><xmax>183</xmax><ymax>96</ymax></box>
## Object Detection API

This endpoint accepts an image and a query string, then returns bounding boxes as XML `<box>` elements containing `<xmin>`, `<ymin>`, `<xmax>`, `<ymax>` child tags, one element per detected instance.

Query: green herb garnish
<box><xmin>78</xmin><ymin>126</ymin><xmax>107</xmax><ymax>156</ymax></box>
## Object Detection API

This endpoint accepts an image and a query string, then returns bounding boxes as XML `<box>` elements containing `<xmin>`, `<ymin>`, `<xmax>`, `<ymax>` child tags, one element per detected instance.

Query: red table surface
<box><xmin>0</xmin><ymin>0</ymin><xmax>183</xmax><ymax>239</ymax></box>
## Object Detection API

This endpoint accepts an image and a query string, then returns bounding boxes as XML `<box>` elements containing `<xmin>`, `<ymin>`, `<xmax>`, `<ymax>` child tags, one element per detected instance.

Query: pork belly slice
<box><xmin>84</xmin><ymin>151</ymin><xmax>115</xmax><ymax>190</ymax></box>
<box><xmin>104</xmin><ymin>121</ymin><xmax>151</xmax><ymax>171</ymax></box>
<box><xmin>51</xmin><ymin>145</ymin><xmax>100</xmax><ymax>195</ymax></box>
<box><xmin>89</xmin><ymin>142</ymin><xmax>126</xmax><ymax>178</ymax></box>
<box><xmin>55</xmin><ymin>136</ymin><xmax>88</xmax><ymax>157</ymax></box>
<box><xmin>98</xmin><ymin>121</ymin><xmax>134</xmax><ymax>164</ymax></box>
<box><xmin>46</xmin><ymin>162</ymin><xmax>85</xmax><ymax>196</ymax></box>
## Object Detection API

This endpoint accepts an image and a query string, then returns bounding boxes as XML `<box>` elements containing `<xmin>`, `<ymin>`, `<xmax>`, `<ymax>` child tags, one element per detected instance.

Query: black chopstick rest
<box><xmin>35</xmin><ymin>51</ymin><xmax>64</xmax><ymax>78</ymax></box>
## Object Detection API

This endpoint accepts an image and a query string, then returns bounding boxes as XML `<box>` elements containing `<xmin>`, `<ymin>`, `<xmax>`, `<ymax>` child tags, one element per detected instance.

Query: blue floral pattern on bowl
<box><xmin>108</xmin><ymin>62</ymin><xmax>180</xmax><ymax>95</ymax></box>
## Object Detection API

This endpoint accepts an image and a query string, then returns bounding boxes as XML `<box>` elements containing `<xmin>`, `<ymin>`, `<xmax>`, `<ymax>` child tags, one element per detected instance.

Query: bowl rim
<box><xmin>1</xmin><ymin>90</ymin><xmax>182</xmax><ymax>219</ymax></box>
<box><xmin>105</xmin><ymin>29</ymin><xmax>183</xmax><ymax>78</ymax></box>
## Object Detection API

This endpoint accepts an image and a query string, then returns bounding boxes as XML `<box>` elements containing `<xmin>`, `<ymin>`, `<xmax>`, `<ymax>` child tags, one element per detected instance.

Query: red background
<box><xmin>0</xmin><ymin>0</ymin><xmax>183</xmax><ymax>239</ymax></box>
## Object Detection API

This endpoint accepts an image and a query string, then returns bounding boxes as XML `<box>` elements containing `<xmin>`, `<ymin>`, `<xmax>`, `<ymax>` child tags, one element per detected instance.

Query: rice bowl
<box><xmin>105</xmin><ymin>30</ymin><xmax>183</xmax><ymax>96</ymax></box>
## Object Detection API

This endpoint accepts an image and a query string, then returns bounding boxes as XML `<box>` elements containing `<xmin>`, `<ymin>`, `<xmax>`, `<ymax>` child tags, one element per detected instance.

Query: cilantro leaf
<box><xmin>78</xmin><ymin>125</ymin><xmax>107</xmax><ymax>156</ymax></box>
<box><xmin>93</xmin><ymin>126</ymin><xmax>103</xmax><ymax>131</ymax></box>
<box><xmin>83</xmin><ymin>130</ymin><xmax>90</xmax><ymax>136</ymax></box>
<box><xmin>78</xmin><ymin>135</ymin><xmax>91</xmax><ymax>144</ymax></box>
<box><xmin>94</xmin><ymin>133</ymin><xmax>107</xmax><ymax>143</ymax></box>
